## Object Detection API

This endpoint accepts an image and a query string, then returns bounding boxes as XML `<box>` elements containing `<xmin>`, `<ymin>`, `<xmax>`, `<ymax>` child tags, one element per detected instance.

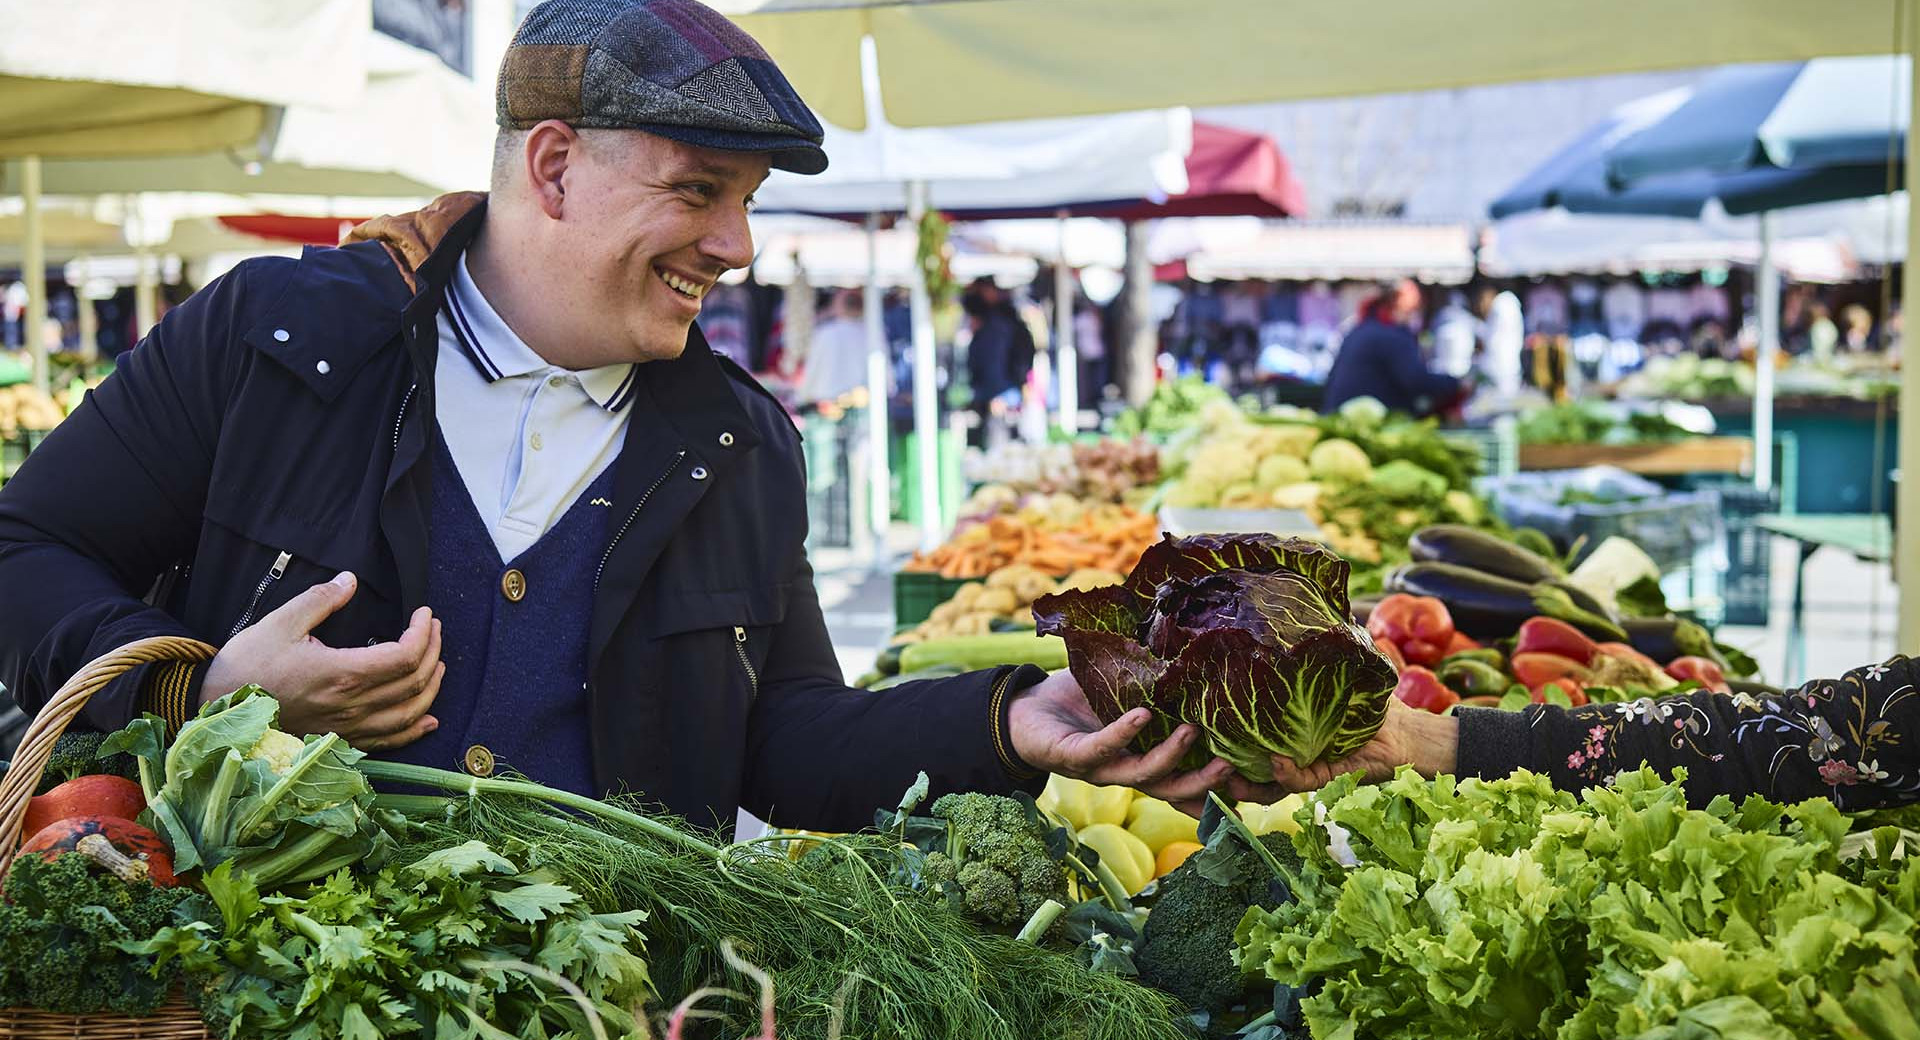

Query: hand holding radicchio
<box><xmin>1032</xmin><ymin>533</ymin><xmax>1396</xmax><ymax>780</ymax></box>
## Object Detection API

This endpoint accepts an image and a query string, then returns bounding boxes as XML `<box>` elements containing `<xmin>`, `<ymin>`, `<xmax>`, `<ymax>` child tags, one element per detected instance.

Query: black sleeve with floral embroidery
<box><xmin>1455</xmin><ymin>655</ymin><xmax>1920</xmax><ymax>809</ymax></box>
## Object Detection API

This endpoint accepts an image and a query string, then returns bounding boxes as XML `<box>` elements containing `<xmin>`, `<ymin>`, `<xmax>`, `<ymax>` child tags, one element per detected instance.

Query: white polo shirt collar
<box><xmin>442</xmin><ymin>254</ymin><xmax>638</xmax><ymax>413</ymax></box>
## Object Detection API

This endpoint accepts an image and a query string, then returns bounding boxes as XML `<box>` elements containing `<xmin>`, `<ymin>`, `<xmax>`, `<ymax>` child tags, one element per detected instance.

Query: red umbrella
<box><xmin>218</xmin><ymin>213</ymin><xmax>372</xmax><ymax>246</ymax></box>
<box><xmin>942</xmin><ymin>121</ymin><xmax>1306</xmax><ymax>221</ymax></box>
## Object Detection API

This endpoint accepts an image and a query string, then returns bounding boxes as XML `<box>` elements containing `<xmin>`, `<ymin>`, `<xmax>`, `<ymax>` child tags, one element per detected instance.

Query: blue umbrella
<box><xmin>1608</xmin><ymin>57</ymin><xmax>1909</xmax><ymax>183</ymax></box>
<box><xmin>1489</xmin><ymin>87</ymin><xmax>1899</xmax><ymax>220</ymax></box>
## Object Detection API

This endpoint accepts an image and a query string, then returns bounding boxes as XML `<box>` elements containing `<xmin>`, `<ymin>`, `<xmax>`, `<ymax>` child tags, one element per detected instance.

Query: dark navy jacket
<box><xmin>1320</xmin><ymin>318</ymin><xmax>1462</xmax><ymax>417</ymax></box>
<box><xmin>0</xmin><ymin>196</ymin><xmax>1036</xmax><ymax>831</ymax></box>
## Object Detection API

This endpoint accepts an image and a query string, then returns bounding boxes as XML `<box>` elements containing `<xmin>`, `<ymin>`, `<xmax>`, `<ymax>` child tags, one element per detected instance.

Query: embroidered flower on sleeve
<box><xmin>1817</xmin><ymin>759</ymin><xmax>1860</xmax><ymax>786</ymax></box>
<box><xmin>1568</xmin><ymin>752</ymin><xmax>1586</xmax><ymax>769</ymax></box>
<box><xmin>1729</xmin><ymin>691</ymin><xmax>1763</xmax><ymax>712</ymax></box>
<box><xmin>1857</xmin><ymin>759</ymin><xmax>1889</xmax><ymax>782</ymax></box>
<box><xmin>1864</xmin><ymin>663</ymin><xmax>1890</xmax><ymax>681</ymax></box>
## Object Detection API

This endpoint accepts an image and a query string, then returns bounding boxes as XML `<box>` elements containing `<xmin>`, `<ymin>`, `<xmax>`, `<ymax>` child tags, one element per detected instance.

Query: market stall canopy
<box><xmin>1489</xmin><ymin>87</ymin><xmax>1898</xmax><ymax>220</ymax></box>
<box><xmin>751</xmin><ymin>107</ymin><xmax>1191</xmax><ymax>215</ymax></box>
<box><xmin>0</xmin><ymin>32</ymin><xmax>491</xmax><ymax>199</ymax></box>
<box><xmin>1608</xmin><ymin>56</ymin><xmax>1910</xmax><ymax>181</ymax></box>
<box><xmin>712</xmin><ymin>0</ymin><xmax>1894</xmax><ymax>130</ymax></box>
<box><xmin>0</xmin><ymin>0</ymin><xmax>367</xmax><ymax>158</ymax></box>
<box><xmin>745</xmin><ymin>214</ymin><xmax>1038</xmax><ymax>286</ymax></box>
<box><xmin>944</xmin><ymin>121</ymin><xmax>1307</xmax><ymax>221</ymax></box>
<box><xmin>1168</xmin><ymin>222</ymin><xmax>1477</xmax><ymax>285</ymax></box>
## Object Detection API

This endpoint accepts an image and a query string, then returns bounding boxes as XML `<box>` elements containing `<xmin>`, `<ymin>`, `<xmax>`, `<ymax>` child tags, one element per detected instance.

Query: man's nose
<box><xmin>703</xmin><ymin>207</ymin><xmax>755</xmax><ymax>272</ymax></box>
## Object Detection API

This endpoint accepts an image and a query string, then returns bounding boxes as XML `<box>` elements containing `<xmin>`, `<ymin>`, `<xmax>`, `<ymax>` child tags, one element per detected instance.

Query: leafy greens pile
<box><xmin>1236</xmin><ymin>768</ymin><xmax>1920</xmax><ymax>1040</ymax></box>
<box><xmin>1034</xmin><ymin>533</ymin><xmax>1397</xmax><ymax>779</ymax></box>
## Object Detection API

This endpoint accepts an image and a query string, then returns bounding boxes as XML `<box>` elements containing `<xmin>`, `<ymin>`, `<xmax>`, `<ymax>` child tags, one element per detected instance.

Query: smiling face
<box><xmin>487</xmin><ymin>123</ymin><xmax>769</xmax><ymax>369</ymax></box>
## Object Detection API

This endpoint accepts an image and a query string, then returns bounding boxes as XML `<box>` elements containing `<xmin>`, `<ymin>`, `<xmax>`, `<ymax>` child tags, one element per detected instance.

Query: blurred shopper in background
<box><xmin>799</xmin><ymin>288</ymin><xmax>870</xmax><ymax>411</ymax></box>
<box><xmin>1321</xmin><ymin>279</ymin><xmax>1461</xmax><ymax>417</ymax></box>
<box><xmin>963</xmin><ymin>277</ymin><xmax>1035</xmax><ymax>445</ymax></box>
<box><xmin>1474</xmin><ymin>280</ymin><xmax>1526</xmax><ymax>397</ymax></box>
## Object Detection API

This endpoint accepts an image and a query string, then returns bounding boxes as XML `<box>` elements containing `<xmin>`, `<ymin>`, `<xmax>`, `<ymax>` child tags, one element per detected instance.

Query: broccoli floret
<box><xmin>1136</xmin><ymin>832</ymin><xmax>1301</xmax><ymax>1022</ymax></box>
<box><xmin>926</xmin><ymin>792</ymin><xmax>1068</xmax><ymax>932</ymax></box>
<box><xmin>0</xmin><ymin>851</ymin><xmax>193</xmax><ymax>1015</ymax></box>
<box><xmin>36</xmin><ymin>730</ymin><xmax>141</xmax><ymax>793</ymax></box>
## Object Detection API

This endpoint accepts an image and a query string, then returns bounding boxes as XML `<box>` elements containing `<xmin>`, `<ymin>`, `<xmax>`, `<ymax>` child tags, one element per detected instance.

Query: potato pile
<box><xmin>899</xmin><ymin>564</ymin><xmax>1123</xmax><ymax>642</ymax></box>
<box><xmin>0</xmin><ymin>385</ymin><xmax>66</xmax><ymax>435</ymax></box>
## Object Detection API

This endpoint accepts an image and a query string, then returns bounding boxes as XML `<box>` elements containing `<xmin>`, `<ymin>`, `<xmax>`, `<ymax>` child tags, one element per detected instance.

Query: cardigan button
<box><xmin>463</xmin><ymin>745</ymin><xmax>495</xmax><ymax>777</ymax></box>
<box><xmin>501</xmin><ymin>568</ymin><xmax>527</xmax><ymax>602</ymax></box>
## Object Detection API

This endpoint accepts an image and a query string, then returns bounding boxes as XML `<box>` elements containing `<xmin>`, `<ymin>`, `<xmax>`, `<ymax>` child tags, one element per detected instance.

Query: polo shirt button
<box><xmin>463</xmin><ymin>745</ymin><xmax>495</xmax><ymax>777</ymax></box>
<box><xmin>272</xmin><ymin>328</ymin><xmax>290</xmax><ymax>342</ymax></box>
<box><xmin>718</xmin><ymin>431</ymin><xmax>735</xmax><ymax>447</ymax></box>
<box><xmin>690</xmin><ymin>466</ymin><xmax>709</xmax><ymax>480</ymax></box>
<box><xmin>501</xmin><ymin>568</ymin><xmax>527</xmax><ymax>602</ymax></box>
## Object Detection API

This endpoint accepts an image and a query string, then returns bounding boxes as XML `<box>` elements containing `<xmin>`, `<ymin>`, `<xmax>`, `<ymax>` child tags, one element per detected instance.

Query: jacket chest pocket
<box><xmin>192</xmin><ymin>514</ymin><xmax>400</xmax><ymax>647</ymax></box>
<box><xmin>647</xmin><ymin>585</ymin><xmax>790</xmax><ymax>700</ymax></box>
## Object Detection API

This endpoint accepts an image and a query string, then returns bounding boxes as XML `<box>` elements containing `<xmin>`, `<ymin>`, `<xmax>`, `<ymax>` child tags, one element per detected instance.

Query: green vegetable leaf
<box><xmin>1614</xmin><ymin>575</ymin><xmax>1670</xmax><ymax>618</ymax></box>
<box><xmin>410</xmin><ymin>841</ymin><xmax>518</xmax><ymax>879</ymax></box>
<box><xmin>488</xmin><ymin>882</ymin><xmax>578</xmax><ymax>924</ymax></box>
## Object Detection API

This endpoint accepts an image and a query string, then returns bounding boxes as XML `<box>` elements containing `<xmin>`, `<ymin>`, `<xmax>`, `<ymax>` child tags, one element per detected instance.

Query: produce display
<box><xmin>1153</xmin><ymin>397</ymin><xmax>1496</xmax><ymax>593</ymax></box>
<box><xmin>0</xmin><ymin>385</ymin><xmax>66</xmax><ymax>435</ymax></box>
<box><xmin>1111</xmin><ymin>376</ymin><xmax>1235</xmax><ymax>439</ymax></box>
<box><xmin>902</xmin><ymin>504</ymin><xmax>1158</xmax><ymax>579</ymax></box>
<box><xmin>961</xmin><ymin>440</ymin><xmax>1162</xmax><ymax>503</ymax></box>
<box><xmin>1236</xmin><ymin>768</ymin><xmax>1919</xmax><ymax>1040</ymax></box>
<box><xmin>1</xmin><ymin>689</ymin><xmax>1198</xmax><ymax>1039</ymax></box>
<box><xmin>896</xmin><ymin>564</ymin><xmax>1122</xmax><ymax>642</ymax></box>
<box><xmin>1516</xmin><ymin>400</ymin><xmax>1694</xmax><ymax>445</ymax></box>
<box><xmin>1365</xmin><ymin>524</ymin><xmax>1765</xmax><ymax>715</ymax></box>
<box><xmin>1035</xmin><ymin>533</ymin><xmax>1397</xmax><ymax>779</ymax></box>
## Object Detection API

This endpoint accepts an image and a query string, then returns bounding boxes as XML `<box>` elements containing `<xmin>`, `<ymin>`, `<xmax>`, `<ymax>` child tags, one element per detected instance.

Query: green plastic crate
<box><xmin>893</xmin><ymin>570</ymin><xmax>971</xmax><ymax>627</ymax></box>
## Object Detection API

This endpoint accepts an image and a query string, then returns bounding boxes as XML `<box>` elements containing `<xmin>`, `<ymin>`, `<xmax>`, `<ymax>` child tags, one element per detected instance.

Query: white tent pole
<box><xmin>1054</xmin><ymin>212</ymin><xmax>1078</xmax><ymax>437</ymax></box>
<box><xmin>134</xmin><ymin>244</ymin><xmax>158</xmax><ymax>342</ymax></box>
<box><xmin>21</xmin><ymin>156</ymin><xmax>48</xmax><ymax>395</ymax></box>
<box><xmin>1753</xmin><ymin>210</ymin><xmax>1777</xmax><ymax>493</ymax></box>
<box><xmin>1900</xmin><ymin>0</ymin><xmax>1920</xmax><ymax>655</ymax></box>
<box><xmin>907</xmin><ymin>180</ymin><xmax>943</xmax><ymax>551</ymax></box>
<box><xmin>74</xmin><ymin>256</ymin><xmax>97</xmax><ymax>363</ymax></box>
<box><xmin>862</xmin><ymin>212</ymin><xmax>893</xmax><ymax>571</ymax></box>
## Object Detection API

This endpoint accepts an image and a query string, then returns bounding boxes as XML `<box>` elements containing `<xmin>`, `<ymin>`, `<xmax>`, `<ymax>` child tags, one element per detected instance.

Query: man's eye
<box><xmin>683</xmin><ymin>183</ymin><xmax>716</xmax><ymax>201</ymax></box>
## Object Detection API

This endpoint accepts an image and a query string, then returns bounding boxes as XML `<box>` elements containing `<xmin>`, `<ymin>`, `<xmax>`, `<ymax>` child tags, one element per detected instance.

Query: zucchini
<box><xmin>1409</xmin><ymin>525</ymin><xmax>1563</xmax><ymax>583</ymax></box>
<box><xmin>898</xmin><ymin>633</ymin><xmax>1070</xmax><ymax>674</ymax></box>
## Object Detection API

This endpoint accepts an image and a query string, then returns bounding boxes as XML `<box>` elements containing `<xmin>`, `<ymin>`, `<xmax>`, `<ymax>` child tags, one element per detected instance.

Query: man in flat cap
<box><xmin>0</xmin><ymin>0</ymin><xmax>1249</xmax><ymax>830</ymax></box>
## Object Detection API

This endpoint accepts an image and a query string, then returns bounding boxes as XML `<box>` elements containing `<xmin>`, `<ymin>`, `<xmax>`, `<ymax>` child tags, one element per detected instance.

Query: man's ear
<box><xmin>523</xmin><ymin>119</ymin><xmax>578</xmax><ymax>220</ymax></box>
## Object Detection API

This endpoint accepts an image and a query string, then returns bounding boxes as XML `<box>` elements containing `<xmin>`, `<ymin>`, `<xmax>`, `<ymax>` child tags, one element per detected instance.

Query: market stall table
<box><xmin>1755</xmin><ymin>512</ymin><xmax>1893</xmax><ymax>683</ymax></box>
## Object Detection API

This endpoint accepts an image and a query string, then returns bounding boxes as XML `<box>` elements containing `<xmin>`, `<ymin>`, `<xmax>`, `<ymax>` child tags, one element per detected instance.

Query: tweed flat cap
<box><xmin>498</xmin><ymin>0</ymin><xmax>827</xmax><ymax>174</ymax></box>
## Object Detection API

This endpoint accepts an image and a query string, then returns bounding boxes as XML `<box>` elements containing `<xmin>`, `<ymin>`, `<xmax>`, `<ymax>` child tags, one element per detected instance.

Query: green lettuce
<box><xmin>1235</xmin><ymin>768</ymin><xmax>1920</xmax><ymax>1040</ymax></box>
<box><xmin>1032</xmin><ymin>533</ymin><xmax>1396</xmax><ymax>779</ymax></box>
<box><xmin>101</xmin><ymin>687</ymin><xmax>390</xmax><ymax>890</ymax></box>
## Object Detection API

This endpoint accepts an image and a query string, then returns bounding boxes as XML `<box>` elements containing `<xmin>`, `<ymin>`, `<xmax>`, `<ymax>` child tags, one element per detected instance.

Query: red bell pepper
<box><xmin>1443</xmin><ymin>631</ymin><xmax>1482</xmax><ymax>656</ymax></box>
<box><xmin>1666</xmin><ymin>656</ymin><xmax>1731</xmax><ymax>693</ymax></box>
<box><xmin>1371</xmin><ymin>632</ymin><xmax>1407</xmax><ymax>672</ymax></box>
<box><xmin>1368</xmin><ymin>594</ymin><xmax>1455</xmax><ymax>666</ymax></box>
<box><xmin>1514</xmin><ymin>617</ymin><xmax>1599</xmax><ymax>663</ymax></box>
<box><xmin>1393</xmin><ymin>666</ymin><xmax>1461</xmax><ymax>714</ymax></box>
<box><xmin>1510</xmin><ymin>651</ymin><xmax>1591</xmax><ymax>692</ymax></box>
<box><xmin>1529</xmin><ymin>676</ymin><xmax>1590</xmax><ymax>707</ymax></box>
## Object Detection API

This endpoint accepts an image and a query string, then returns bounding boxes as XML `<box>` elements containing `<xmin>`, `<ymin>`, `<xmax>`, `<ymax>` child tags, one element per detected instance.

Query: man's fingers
<box><xmin>337</xmin><ymin>609</ymin><xmax>438</xmax><ymax>682</ymax></box>
<box><xmin>351</xmin><ymin>619</ymin><xmax>442</xmax><ymax>709</ymax></box>
<box><xmin>263</xmin><ymin>571</ymin><xmax>359</xmax><ymax>638</ymax></box>
<box><xmin>353</xmin><ymin>662</ymin><xmax>445</xmax><ymax>746</ymax></box>
<box><xmin>1087</xmin><ymin>723</ymin><xmax>1199</xmax><ymax>787</ymax></box>
<box><xmin>1132</xmin><ymin>756</ymin><xmax>1238</xmax><ymax>806</ymax></box>
<box><xmin>1060</xmin><ymin>707</ymin><xmax>1153</xmax><ymax>768</ymax></box>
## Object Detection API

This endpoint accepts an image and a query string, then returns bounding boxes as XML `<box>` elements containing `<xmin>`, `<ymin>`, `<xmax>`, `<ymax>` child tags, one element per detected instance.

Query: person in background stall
<box><xmin>1074</xmin><ymin>295</ymin><xmax>1107</xmax><ymax>409</ymax></box>
<box><xmin>1473</xmin><ymin>280</ymin><xmax>1526</xmax><ymax>398</ymax></box>
<box><xmin>798</xmin><ymin>288</ymin><xmax>870</xmax><ymax>413</ymax></box>
<box><xmin>1430</xmin><ymin>289</ymin><xmax>1478</xmax><ymax>379</ymax></box>
<box><xmin>1320</xmin><ymin>278</ymin><xmax>1462</xmax><ymax>418</ymax></box>
<box><xmin>1842</xmin><ymin>304</ymin><xmax>1876</xmax><ymax>352</ymax></box>
<box><xmin>962</xmin><ymin>277</ymin><xmax>1034</xmax><ymax>446</ymax></box>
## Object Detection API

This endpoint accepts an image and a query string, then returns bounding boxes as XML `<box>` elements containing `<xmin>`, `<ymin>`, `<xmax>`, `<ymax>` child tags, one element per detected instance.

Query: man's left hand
<box><xmin>1007</xmin><ymin>669</ymin><xmax>1243</xmax><ymax>815</ymax></box>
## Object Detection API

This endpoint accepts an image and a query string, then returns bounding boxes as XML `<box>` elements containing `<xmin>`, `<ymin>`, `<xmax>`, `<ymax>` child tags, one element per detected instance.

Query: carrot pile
<box><xmin>903</xmin><ymin>506</ymin><xmax>1160</xmax><ymax>579</ymax></box>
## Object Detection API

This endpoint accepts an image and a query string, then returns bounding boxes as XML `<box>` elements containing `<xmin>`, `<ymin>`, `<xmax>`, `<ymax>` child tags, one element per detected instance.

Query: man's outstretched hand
<box><xmin>1008</xmin><ymin>669</ymin><xmax>1264</xmax><ymax>814</ymax></box>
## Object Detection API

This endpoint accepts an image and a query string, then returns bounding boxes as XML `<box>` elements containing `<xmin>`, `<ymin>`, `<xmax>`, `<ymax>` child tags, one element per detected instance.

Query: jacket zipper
<box><xmin>392</xmin><ymin>383</ymin><xmax>417</xmax><ymax>452</ymax></box>
<box><xmin>229</xmin><ymin>551</ymin><xmax>292</xmax><ymax>639</ymax></box>
<box><xmin>733</xmin><ymin>626</ymin><xmax>759</xmax><ymax>698</ymax></box>
<box><xmin>594</xmin><ymin>450</ymin><xmax>687</xmax><ymax>589</ymax></box>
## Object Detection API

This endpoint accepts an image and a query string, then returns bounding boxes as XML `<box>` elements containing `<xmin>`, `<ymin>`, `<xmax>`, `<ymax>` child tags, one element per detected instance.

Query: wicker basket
<box><xmin>0</xmin><ymin>635</ymin><xmax>217</xmax><ymax>1039</ymax></box>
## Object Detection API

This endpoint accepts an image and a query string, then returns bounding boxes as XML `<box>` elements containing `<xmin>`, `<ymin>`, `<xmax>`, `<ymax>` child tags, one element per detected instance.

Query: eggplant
<box><xmin>1619</xmin><ymin>616</ymin><xmax>1720</xmax><ymax>667</ymax></box>
<box><xmin>1386</xmin><ymin>562</ymin><xmax>1626</xmax><ymax>642</ymax></box>
<box><xmin>1409</xmin><ymin>525</ymin><xmax>1563</xmax><ymax>584</ymax></box>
